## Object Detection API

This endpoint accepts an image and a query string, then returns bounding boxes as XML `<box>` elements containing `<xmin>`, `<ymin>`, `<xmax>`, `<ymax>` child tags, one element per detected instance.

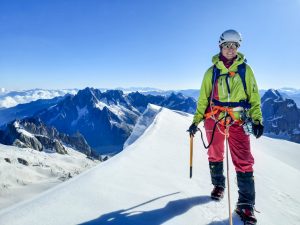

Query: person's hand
<box><xmin>252</xmin><ymin>121</ymin><xmax>264</xmax><ymax>138</ymax></box>
<box><xmin>187</xmin><ymin>123</ymin><xmax>198</xmax><ymax>137</ymax></box>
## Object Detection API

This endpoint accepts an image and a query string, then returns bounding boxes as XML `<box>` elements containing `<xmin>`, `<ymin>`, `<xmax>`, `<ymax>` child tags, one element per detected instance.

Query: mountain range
<box><xmin>0</xmin><ymin>88</ymin><xmax>196</xmax><ymax>156</ymax></box>
<box><xmin>0</xmin><ymin>87</ymin><xmax>300</xmax><ymax>158</ymax></box>
<box><xmin>2</xmin><ymin>87</ymin><xmax>300</xmax><ymax>109</ymax></box>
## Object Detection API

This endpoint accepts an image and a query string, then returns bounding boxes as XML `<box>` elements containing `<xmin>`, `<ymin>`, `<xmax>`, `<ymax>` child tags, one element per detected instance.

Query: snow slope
<box><xmin>123</xmin><ymin>104</ymin><xmax>162</xmax><ymax>148</ymax></box>
<box><xmin>0</xmin><ymin>145</ymin><xmax>98</xmax><ymax>210</ymax></box>
<box><xmin>0</xmin><ymin>108</ymin><xmax>299</xmax><ymax>225</ymax></box>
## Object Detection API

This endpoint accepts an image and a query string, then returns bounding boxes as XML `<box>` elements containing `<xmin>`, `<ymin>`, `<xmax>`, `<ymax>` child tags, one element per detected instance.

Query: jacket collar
<box><xmin>212</xmin><ymin>52</ymin><xmax>246</xmax><ymax>73</ymax></box>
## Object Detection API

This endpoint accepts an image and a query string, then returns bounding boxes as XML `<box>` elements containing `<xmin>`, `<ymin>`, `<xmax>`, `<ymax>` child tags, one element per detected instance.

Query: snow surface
<box><xmin>95</xmin><ymin>101</ymin><xmax>124</xmax><ymax>118</ymax></box>
<box><xmin>0</xmin><ymin>145</ymin><xmax>99</xmax><ymax>210</ymax></box>
<box><xmin>0</xmin><ymin>108</ymin><xmax>299</xmax><ymax>225</ymax></box>
<box><xmin>12</xmin><ymin>121</ymin><xmax>35</xmax><ymax>138</ymax></box>
<box><xmin>123</xmin><ymin>104</ymin><xmax>161</xmax><ymax>148</ymax></box>
<box><xmin>287</xmin><ymin>103</ymin><xmax>295</xmax><ymax>108</ymax></box>
<box><xmin>71</xmin><ymin>106</ymin><xmax>89</xmax><ymax>126</ymax></box>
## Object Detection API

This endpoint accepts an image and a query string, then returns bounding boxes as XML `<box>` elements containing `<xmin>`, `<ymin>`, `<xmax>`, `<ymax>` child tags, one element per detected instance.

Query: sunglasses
<box><xmin>221</xmin><ymin>42</ymin><xmax>239</xmax><ymax>50</ymax></box>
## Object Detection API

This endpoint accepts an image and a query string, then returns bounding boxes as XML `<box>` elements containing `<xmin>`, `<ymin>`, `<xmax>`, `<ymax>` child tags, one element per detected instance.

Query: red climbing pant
<box><xmin>204</xmin><ymin>118</ymin><xmax>254</xmax><ymax>173</ymax></box>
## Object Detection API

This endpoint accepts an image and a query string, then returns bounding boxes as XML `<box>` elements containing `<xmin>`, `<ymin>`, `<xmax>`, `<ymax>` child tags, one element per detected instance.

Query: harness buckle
<box><xmin>229</xmin><ymin>71</ymin><xmax>235</xmax><ymax>76</ymax></box>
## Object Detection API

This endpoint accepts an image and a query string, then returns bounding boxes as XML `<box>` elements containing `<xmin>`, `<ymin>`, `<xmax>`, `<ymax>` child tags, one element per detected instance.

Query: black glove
<box><xmin>187</xmin><ymin>123</ymin><xmax>198</xmax><ymax>137</ymax></box>
<box><xmin>252</xmin><ymin>121</ymin><xmax>264</xmax><ymax>138</ymax></box>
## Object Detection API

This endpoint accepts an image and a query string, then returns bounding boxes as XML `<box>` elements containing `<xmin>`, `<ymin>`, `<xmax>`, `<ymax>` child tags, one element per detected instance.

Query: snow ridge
<box><xmin>0</xmin><ymin>108</ymin><xmax>299</xmax><ymax>225</ymax></box>
<box><xmin>123</xmin><ymin>104</ymin><xmax>162</xmax><ymax>148</ymax></box>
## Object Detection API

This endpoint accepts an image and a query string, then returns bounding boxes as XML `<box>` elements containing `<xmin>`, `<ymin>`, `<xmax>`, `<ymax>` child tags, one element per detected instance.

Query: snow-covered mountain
<box><xmin>0</xmin><ymin>118</ymin><xmax>92</xmax><ymax>156</ymax></box>
<box><xmin>127</xmin><ymin>91</ymin><xmax>196</xmax><ymax>113</ymax></box>
<box><xmin>0</xmin><ymin>87</ymin><xmax>193</xmax><ymax>109</ymax></box>
<box><xmin>0</xmin><ymin>107</ymin><xmax>299</xmax><ymax>225</ymax></box>
<box><xmin>33</xmin><ymin>88</ymin><xmax>196</xmax><ymax>155</ymax></box>
<box><xmin>36</xmin><ymin>88</ymin><xmax>141</xmax><ymax>155</ymax></box>
<box><xmin>0</xmin><ymin>87</ymin><xmax>196</xmax><ymax>157</ymax></box>
<box><xmin>0</xmin><ymin>89</ymin><xmax>78</xmax><ymax>108</ymax></box>
<box><xmin>260</xmin><ymin>88</ymin><xmax>300</xmax><ymax>107</ymax></box>
<box><xmin>0</xmin><ymin>144</ymin><xmax>99</xmax><ymax>210</ymax></box>
<box><xmin>3</xmin><ymin>86</ymin><xmax>300</xmax><ymax>149</ymax></box>
<box><xmin>261</xmin><ymin>89</ymin><xmax>300</xmax><ymax>143</ymax></box>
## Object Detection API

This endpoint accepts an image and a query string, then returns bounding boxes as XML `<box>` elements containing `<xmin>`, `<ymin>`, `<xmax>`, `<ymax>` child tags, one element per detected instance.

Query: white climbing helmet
<box><xmin>219</xmin><ymin>29</ymin><xmax>242</xmax><ymax>46</ymax></box>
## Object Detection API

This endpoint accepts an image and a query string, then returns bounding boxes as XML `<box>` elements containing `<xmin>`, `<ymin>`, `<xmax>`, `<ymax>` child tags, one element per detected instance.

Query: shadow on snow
<box><xmin>79</xmin><ymin>192</ymin><xmax>212</xmax><ymax>225</ymax></box>
<box><xmin>206</xmin><ymin>213</ymin><xmax>243</xmax><ymax>225</ymax></box>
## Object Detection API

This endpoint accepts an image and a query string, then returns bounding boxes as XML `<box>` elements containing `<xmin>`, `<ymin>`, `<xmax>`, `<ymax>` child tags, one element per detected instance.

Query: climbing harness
<box><xmin>198</xmin><ymin>62</ymin><xmax>254</xmax><ymax>148</ymax></box>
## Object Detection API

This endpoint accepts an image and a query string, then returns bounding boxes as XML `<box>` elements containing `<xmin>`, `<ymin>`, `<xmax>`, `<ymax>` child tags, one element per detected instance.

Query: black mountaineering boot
<box><xmin>211</xmin><ymin>185</ymin><xmax>224</xmax><ymax>200</ymax></box>
<box><xmin>209</xmin><ymin>161</ymin><xmax>225</xmax><ymax>200</ymax></box>
<box><xmin>235</xmin><ymin>207</ymin><xmax>257</xmax><ymax>225</ymax></box>
<box><xmin>235</xmin><ymin>171</ymin><xmax>257</xmax><ymax>224</ymax></box>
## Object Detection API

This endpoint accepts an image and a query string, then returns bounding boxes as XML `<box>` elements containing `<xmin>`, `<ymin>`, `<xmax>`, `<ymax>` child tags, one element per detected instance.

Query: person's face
<box><xmin>221</xmin><ymin>42</ymin><xmax>239</xmax><ymax>60</ymax></box>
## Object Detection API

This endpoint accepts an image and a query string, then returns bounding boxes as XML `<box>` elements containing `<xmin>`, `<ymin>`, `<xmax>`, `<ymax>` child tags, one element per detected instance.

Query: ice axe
<box><xmin>189</xmin><ymin>136</ymin><xmax>193</xmax><ymax>178</ymax></box>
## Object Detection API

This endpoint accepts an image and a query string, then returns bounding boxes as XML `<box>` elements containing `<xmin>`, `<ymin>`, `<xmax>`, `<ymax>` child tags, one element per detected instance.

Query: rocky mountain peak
<box><xmin>99</xmin><ymin>90</ymin><xmax>128</xmax><ymax>107</ymax></box>
<box><xmin>0</xmin><ymin>118</ymin><xmax>92</xmax><ymax>155</ymax></box>
<box><xmin>262</xmin><ymin>89</ymin><xmax>283</xmax><ymax>103</ymax></box>
<box><xmin>168</xmin><ymin>92</ymin><xmax>184</xmax><ymax>99</ymax></box>
<box><xmin>261</xmin><ymin>89</ymin><xmax>300</xmax><ymax>143</ymax></box>
<box><xmin>74</xmin><ymin>87</ymin><xmax>102</xmax><ymax>107</ymax></box>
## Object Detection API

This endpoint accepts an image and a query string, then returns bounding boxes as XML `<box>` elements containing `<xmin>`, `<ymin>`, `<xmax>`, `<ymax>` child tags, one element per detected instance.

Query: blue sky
<box><xmin>0</xmin><ymin>0</ymin><xmax>299</xmax><ymax>90</ymax></box>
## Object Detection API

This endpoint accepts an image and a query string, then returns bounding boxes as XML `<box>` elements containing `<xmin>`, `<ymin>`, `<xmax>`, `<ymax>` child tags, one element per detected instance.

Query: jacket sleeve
<box><xmin>192</xmin><ymin>67</ymin><xmax>213</xmax><ymax>125</ymax></box>
<box><xmin>245</xmin><ymin>65</ymin><xmax>263</xmax><ymax>123</ymax></box>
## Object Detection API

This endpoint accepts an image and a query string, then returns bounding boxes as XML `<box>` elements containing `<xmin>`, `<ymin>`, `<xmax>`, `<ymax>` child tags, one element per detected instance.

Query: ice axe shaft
<box><xmin>225</xmin><ymin>126</ymin><xmax>233</xmax><ymax>225</ymax></box>
<box><xmin>189</xmin><ymin>136</ymin><xmax>193</xmax><ymax>178</ymax></box>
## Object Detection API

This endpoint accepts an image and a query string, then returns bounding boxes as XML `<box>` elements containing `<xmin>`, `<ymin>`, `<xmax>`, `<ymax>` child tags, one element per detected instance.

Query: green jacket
<box><xmin>193</xmin><ymin>52</ymin><xmax>263</xmax><ymax>125</ymax></box>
